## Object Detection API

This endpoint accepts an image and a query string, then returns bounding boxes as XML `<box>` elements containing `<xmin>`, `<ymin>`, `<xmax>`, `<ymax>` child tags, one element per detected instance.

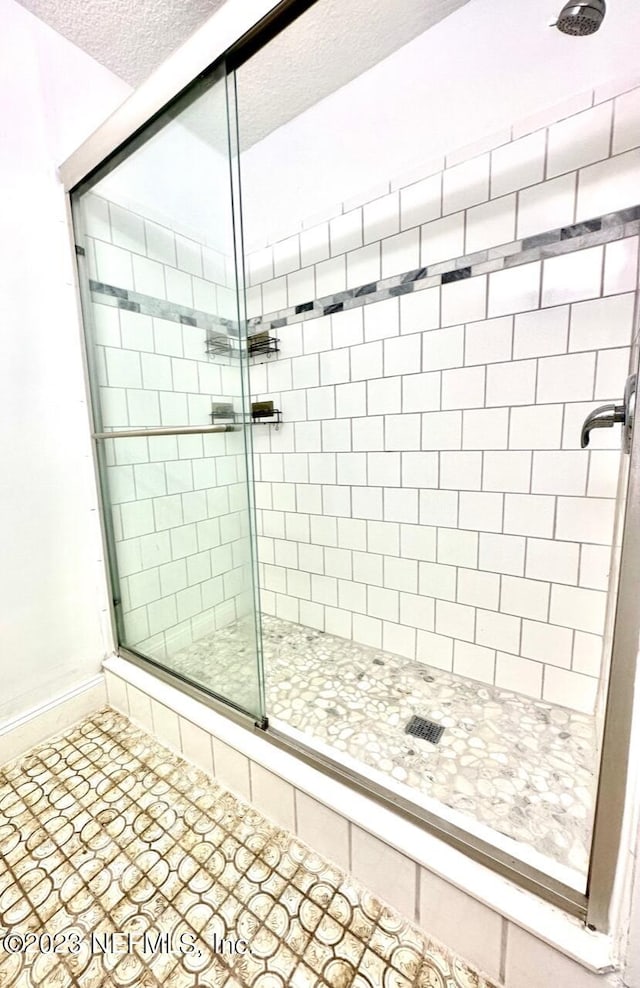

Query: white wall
<box><xmin>239</xmin><ymin>0</ymin><xmax>640</xmax><ymax>249</ymax></box>
<box><xmin>0</xmin><ymin>0</ymin><xmax>130</xmax><ymax>724</ymax></box>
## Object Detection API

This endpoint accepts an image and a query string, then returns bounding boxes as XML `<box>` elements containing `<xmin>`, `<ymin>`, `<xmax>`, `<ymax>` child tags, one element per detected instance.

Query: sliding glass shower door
<box><xmin>229</xmin><ymin>0</ymin><xmax>640</xmax><ymax>906</ymax></box>
<box><xmin>68</xmin><ymin>0</ymin><xmax>640</xmax><ymax>924</ymax></box>
<box><xmin>72</xmin><ymin>67</ymin><xmax>264</xmax><ymax>720</ymax></box>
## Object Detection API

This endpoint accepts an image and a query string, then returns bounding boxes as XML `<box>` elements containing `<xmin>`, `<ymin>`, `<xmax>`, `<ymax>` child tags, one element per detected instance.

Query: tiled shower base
<box><xmin>170</xmin><ymin>616</ymin><xmax>597</xmax><ymax>877</ymax></box>
<box><xmin>0</xmin><ymin>710</ymin><xmax>497</xmax><ymax>988</ymax></box>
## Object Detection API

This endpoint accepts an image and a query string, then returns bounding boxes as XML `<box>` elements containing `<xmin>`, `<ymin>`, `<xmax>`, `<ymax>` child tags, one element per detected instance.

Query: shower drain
<box><xmin>405</xmin><ymin>716</ymin><xmax>445</xmax><ymax>745</ymax></box>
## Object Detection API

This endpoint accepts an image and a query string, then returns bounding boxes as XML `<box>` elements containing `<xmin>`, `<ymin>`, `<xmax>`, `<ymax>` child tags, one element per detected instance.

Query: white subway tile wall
<box><xmin>85</xmin><ymin>198</ymin><xmax>256</xmax><ymax>665</ymax></box>
<box><xmin>247</xmin><ymin>82</ymin><xmax>640</xmax><ymax>713</ymax></box>
<box><xmin>84</xmin><ymin>82</ymin><xmax>640</xmax><ymax>715</ymax></box>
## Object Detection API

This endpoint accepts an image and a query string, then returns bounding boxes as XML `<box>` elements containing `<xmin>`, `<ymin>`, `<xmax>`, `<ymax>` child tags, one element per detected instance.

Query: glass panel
<box><xmin>234</xmin><ymin>0</ymin><xmax>640</xmax><ymax>889</ymax></box>
<box><xmin>73</xmin><ymin>68</ymin><xmax>264</xmax><ymax>719</ymax></box>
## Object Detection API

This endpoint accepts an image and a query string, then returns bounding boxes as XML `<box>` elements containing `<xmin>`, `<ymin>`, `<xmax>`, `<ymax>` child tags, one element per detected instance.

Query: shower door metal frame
<box><xmin>60</xmin><ymin>0</ymin><xmax>640</xmax><ymax>935</ymax></box>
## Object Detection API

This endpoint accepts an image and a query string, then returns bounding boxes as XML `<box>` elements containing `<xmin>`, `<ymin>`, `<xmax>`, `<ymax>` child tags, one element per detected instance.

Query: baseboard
<box><xmin>0</xmin><ymin>674</ymin><xmax>107</xmax><ymax>767</ymax></box>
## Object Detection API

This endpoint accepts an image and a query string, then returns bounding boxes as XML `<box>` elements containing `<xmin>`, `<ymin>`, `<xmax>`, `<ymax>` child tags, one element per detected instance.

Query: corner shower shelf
<box><xmin>205</xmin><ymin>332</ymin><xmax>233</xmax><ymax>357</ymax></box>
<box><xmin>248</xmin><ymin>330</ymin><xmax>280</xmax><ymax>358</ymax></box>
<box><xmin>205</xmin><ymin>330</ymin><xmax>280</xmax><ymax>360</ymax></box>
<box><xmin>210</xmin><ymin>400</ymin><xmax>283</xmax><ymax>430</ymax></box>
<box><xmin>251</xmin><ymin>401</ymin><xmax>282</xmax><ymax>427</ymax></box>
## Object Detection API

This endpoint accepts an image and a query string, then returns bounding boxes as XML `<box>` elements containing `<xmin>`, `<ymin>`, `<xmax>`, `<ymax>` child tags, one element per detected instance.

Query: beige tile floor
<box><xmin>0</xmin><ymin>709</ymin><xmax>498</xmax><ymax>988</ymax></box>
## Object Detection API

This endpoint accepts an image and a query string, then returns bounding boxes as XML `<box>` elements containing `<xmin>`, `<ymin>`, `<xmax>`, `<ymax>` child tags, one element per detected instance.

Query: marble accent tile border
<box><xmin>249</xmin><ymin>206</ymin><xmax>640</xmax><ymax>333</ymax></box>
<box><xmin>89</xmin><ymin>279</ymin><xmax>236</xmax><ymax>335</ymax></box>
<box><xmin>88</xmin><ymin>204</ymin><xmax>640</xmax><ymax>344</ymax></box>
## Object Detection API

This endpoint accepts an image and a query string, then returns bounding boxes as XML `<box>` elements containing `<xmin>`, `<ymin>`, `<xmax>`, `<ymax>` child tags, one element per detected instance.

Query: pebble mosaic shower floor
<box><xmin>0</xmin><ymin>710</ymin><xmax>497</xmax><ymax>988</ymax></box>
<box><xmin>170</xmin><ymin>615</ymin><xmax>598</xmax><ymax>877</ymax></box>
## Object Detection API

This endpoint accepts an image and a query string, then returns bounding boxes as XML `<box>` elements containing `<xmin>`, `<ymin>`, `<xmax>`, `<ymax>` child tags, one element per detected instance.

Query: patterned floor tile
<box><xmin>0</xmin><ymin>710</ymin><xmax>499</xmax><ymax>988</ymax></box>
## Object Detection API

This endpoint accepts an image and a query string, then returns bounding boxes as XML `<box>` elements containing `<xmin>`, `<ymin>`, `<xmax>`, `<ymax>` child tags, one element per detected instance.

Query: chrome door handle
<box><xmin>581</xmin><ymin>374</ymin><xmax>636</xmax><ymax>451</ymax></box>
<box><xmin>580</xmin><ymin>403</ymin><xmax>625</xmax><ymax>447</ymax></box>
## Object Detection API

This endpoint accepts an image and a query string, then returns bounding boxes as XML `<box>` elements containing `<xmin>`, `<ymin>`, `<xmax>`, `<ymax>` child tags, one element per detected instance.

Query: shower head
<box><xmin>554</xmin><ymin>0</ymin><xmax>606</xmax><ymax>35</ymax></box>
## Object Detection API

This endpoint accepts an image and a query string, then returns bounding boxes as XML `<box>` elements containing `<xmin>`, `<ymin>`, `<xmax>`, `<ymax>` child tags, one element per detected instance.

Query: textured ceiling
<box><xmin>16</xmin><ymin>0</ymin><xmax>470</xmax><ymax>144</ymax></box>
<box><xmin>234</xmin><ymin>0</ymin><xmax>471</xmax><ymax>149</ymax></box>
<box><xmin>15</xmin><ymin>0</ymin><xmax>227</xmax><ymax>85</ymax></box>
<box><xmin>160</xmin><ymin>0</ymin><xmax>471</xmax><ymax>151</ymax></box>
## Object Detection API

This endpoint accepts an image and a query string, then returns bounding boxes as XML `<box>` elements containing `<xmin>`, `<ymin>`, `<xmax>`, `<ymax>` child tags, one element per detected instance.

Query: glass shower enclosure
<box><xmin>69</xmin><ymin>0</ymin><xmax>640</xmax><ymax>930</ymax></box>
